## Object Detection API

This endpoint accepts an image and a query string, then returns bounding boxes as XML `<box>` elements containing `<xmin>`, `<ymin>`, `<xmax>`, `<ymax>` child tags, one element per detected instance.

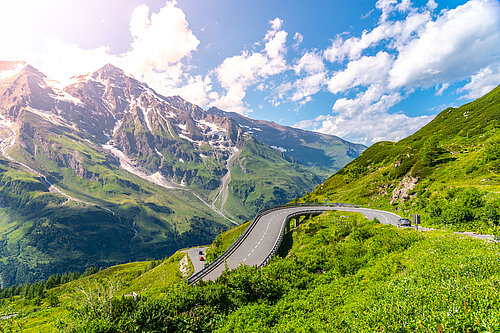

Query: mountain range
<box><xmin>0</xmin><ymin>61</ymin><xmax>364</xmax><ymax>285</ymax></box>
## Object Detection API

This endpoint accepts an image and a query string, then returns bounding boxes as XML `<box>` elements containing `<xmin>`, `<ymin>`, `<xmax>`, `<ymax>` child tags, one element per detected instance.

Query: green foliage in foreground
<box><xmin>11</xmin><ymin>211</ymin><xmax>500</xmax><ymax>332</ymax></box>
<box><xmin>0</xmin><ymin>251</ymin><xmax>191</xmax><ymax>332</ymax></box>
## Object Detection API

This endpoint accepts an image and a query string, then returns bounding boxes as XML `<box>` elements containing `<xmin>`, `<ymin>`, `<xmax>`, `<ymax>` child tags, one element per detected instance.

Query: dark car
<box><xmin>397</xmin><ymin>218</ymin><xmax>412</xmax><ymax>226</ymax></box>
<box><xmin>198</xmin><ymin>250</ymin><xmax>204</xmax><ymax>255</ymax></box>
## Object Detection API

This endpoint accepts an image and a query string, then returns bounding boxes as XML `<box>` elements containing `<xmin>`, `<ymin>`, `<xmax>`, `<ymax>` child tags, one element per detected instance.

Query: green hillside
<box><xmin>303</xmin><ymin>86</ymin><xmax>500</xmax><ymax>234</ymax></box>
<box><xmin>225</xmin><ymin>135</ymin><xmax>322</xmax><ymax>219</ymax></box>
<box><xmin>2</xmin><ymin>210</ymin><xmax>500</xmax><ymax>332</ymax></box>
<box><xmin>0</xmin><ymin>111</ymin><xmax>230</xmax><ymax>287</ymax></box>
<box><xmin>0</xmin><ymin>107</ymin><xmax>321</xmax><ymax>287</ymax></box>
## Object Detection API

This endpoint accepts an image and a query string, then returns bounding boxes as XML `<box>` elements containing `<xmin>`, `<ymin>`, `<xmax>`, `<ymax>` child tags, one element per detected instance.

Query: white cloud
<box><xmin>294</xmin><ymin>52</ymin><xmax>325</xmax><ymax>74</ymax></box>
<box><xmin>126</xmin><ymin>2</ymin><xmax>199</xmax><ymax>73</ymax></box>
<box><xmin>376</xmin><ymin>0</ymin><xmax>398</xmax><ymax>22</ymax></box>
<box><xmin>212</xmin><ymin>52</ymin><xmax>268</xmax><ymax>113</ymax></box>
<box><xmin>296</xmin><ymin>85</ymin><xmax>432</xmax><ymax>145</ymax></box>
<box><xmin>0</xmin><ymin>1</ymin><xmax>54</xmax><ymax>61</ymax></box>
<box><xmin>324</xmin><ymin>11</ymin><xmax>430</xmax><ymax>62</ymax></box>
<box><xmin>459</xmin><ymin>64</ymin><xmax>500</xmax><ymax>99</ymax></box>
<box><xmin>215</xmin><ymin>52</ymin><xmax>269</xmax><ymax>91</ymax></box>
<box><xmin>291</xmin><ymin>72</ymin><xmax>327</xmax><ymax>103</ymax></box>
<box><xmin>264</xmin><ymin>18</ymin><xmax>288</xmax><ymax>60</ymax></box>
<box><xmin>211</xmin><ymin>18</ymin><xmax>289</xmax><ymax>114</ymax></box>
<box><xmin>269</xmin><ymin>51</ymin><xmax>327</xmax><ymax>106</ymax></box>
<box><xmin>119</xmin><ymin>1</ymin><xmax>203</xmax><ymax>99</ymax></box>
<box><xmin>39</xmin><ymin>37</ymin><xmax>118</xmax><ymax>82</ymax></box>
<box><xmin>293</xmin><ymin>32</ymin><xmax>304</xmax><ymax>48</ymax></box>
<box><xmin>426</xmin><ymin>0</ymin><xmax>438</xmax><ymax>11</ymax></box>
<box><xmin>389</xmin><ymin>0</ymin><xmax>500</xmax><ymax>89</ymax></box>
<box><xmin>265</xmin><ymin>30</ymin><xmax>288</xmax><ymax>59</ymax></box>
<box><xmin>331</xmin><ymin>85</ymin><xmax>400</xmax><ymax>118</ymax></box>
<box><xmin>269</xmin><ymin>17</ymin><xmax>283</xmax><ymax>31</ymax></box>
<box><xmin>170</xmin><ymin>75</ymin><xmax>213</xmax><ymax>107</ymax></box>
<box><xmin>376</xmin><ymin>0</ymin><xmax>413</xmax><ymax>22</ymax></box>
<box><xmin>314</xmin><ymin>111</ymin><xmax>432</xmax><ymax>145</ymax></box>
<box><xmin>434</xmin><ymin>82</ymin><xmax>450</xmax><ymax>96</ymax></box>
<box><xmin>327</xmin><ymin>51</ymin><xmax>393</xmax><ymax>94</ymax></box>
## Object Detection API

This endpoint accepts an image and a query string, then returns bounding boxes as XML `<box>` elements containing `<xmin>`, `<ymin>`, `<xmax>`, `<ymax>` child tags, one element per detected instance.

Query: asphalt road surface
<box><xmin>198</xmin><ymin>206</ymin><xmax>402</xmax><ymax>282</ymax></box>
<box><xmin>182</xmin><ymin>247</ymin><xmax>209</xmax><ymax>274</ymax></box>
<box><xmin>191</xmin><ymin>205</ymin><xmax>496</xmax><ymax>283</ymax></box>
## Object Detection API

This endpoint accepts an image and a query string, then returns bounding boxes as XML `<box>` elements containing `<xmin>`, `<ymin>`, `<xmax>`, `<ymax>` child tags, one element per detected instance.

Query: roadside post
<box><xmin>413</xmin><ymin>214</ymin><xmax>421</xmax><ymax>230</ymax></box>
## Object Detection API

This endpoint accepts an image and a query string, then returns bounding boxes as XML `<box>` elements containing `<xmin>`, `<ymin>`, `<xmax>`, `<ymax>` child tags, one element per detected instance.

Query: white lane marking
<box><xmin>243</xmin><ymin>207</ymin><xmax>400</xmax><ymax>267</ymax></box>
<box><xmin>244</xmin><ymin>215</ymin><xmax>280</xmax><ymax>261</ymax></box>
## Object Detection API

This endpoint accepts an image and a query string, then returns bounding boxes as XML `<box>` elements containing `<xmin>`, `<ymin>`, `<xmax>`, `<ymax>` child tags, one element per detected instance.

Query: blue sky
<box><xmin>0</xmin><ymin>0</ymin><xmax>499</xmax><ymax>145</ymax></box>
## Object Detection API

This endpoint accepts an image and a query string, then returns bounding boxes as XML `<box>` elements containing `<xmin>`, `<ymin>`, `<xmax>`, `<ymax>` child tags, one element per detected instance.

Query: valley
<box><xmin>0</xmin><ymin>61</ymin><xmax>363</xmax><ymax>286</ymax></box>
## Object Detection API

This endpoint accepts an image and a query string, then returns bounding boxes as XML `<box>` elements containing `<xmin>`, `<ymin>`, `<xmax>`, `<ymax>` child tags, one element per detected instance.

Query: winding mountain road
<box><xmin>188</xmin><ymin>204</ymin><xmax>402</xmax><ymax>283</ymax></box>
<box><xmin>189</xmin><ymin>204</ymin><xmax>497</xmax><ymax>284</ymax></box>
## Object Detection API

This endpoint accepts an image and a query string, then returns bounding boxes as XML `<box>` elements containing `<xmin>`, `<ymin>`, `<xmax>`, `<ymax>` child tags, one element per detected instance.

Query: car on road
<box><xmin>397</xmin><ymin>218</ymin><xmax>412</xmax><ymax>226</ymax></box>
<box><xmin>198</xmin><ymin>250</ymin><xmax>204</xmax><ymax>255</ymax></box>
<box><xmin>199</xmin><ymin>256</ymin><xmax>205</xmax><ymax>261</ymax></box>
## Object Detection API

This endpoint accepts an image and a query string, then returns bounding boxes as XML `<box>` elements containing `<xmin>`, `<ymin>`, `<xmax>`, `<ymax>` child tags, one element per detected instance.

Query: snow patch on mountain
<box><xmin>102</xmin><ymin>143</ymin><xmax>176</xmax><ymax>189</ymax></box>
<box><xmin>178</xmin><ymin>133</ymin><xmax>195</xmax><ymax>143</ymax></box>
<box><xmin>241</xmin><ymin>125</ymin><xmax>262</xmax><ymax>132</ymax></box>
<box><xmin>25</xmin><ymin>107</ymin><xmax>72</xmax><ymax>128</ymax></box>
<box><xmin>197</xmin><ymin>120</ymin><xmax>227</xmax><ymax>134</ymax></box>
<box><xmin>49</xmin><ymin>92</ymin><xmax>84</xmax><ymax>106</ymax></box>
<box><xmin>271</xmin><ymin>145</ymin><xmax>287</xmax><ymax>153</ymax></box>
<box><xmin>0</xmin><ymin>115</ymin><xmax>14</xmax><ymax>128</ymax></box>
<box><xmin>0</xmin><ymin>62</ymin><xmax>27</xmax><ymax>80</ymax></box>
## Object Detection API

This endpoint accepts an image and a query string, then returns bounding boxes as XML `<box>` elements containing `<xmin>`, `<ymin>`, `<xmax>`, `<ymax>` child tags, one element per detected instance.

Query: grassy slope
<box><xmin>0</xmin><ymin>111</ymin><xmax>230</xmax><ymax>286</ymax></box>
<box><xmin>0</xmin><ymin>250</ymin><xmax>192</xmax><ymax>332</ymax></box>
<box><xmin>303</xmin><ymin>86</ymin><xmax>500</xmax><ymax>233</ymax></box>
<box><xmin>217</xmin><ymin>212</ymin><xmax>500</xmax><ymax>332</ymax></box>
<box><xmin>6</xmin><ymin>210</ymin><xmax>500</xmax><ymax>332</ymax></box>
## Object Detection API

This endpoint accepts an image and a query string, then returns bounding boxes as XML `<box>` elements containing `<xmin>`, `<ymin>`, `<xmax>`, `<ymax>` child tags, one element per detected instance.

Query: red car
<box><xmin>199</xmin><ymin>256</ymin><xmax>205</xmax><ymax>261</ymax></box>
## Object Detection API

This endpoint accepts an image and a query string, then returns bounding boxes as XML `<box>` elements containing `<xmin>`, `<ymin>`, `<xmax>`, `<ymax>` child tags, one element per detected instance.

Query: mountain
<box><xmin>0</xmin><ymin>61</ymin><xmax>363</xmax><ymax>285</ymax></box>
<box><xmin>303</xmin><ymin>85</ymin><xmax>500</xmax><ymax>232</ymax></box>
<box><xmin>207</xmin><ymin>107</ymin><xmax>366</xmax><ymax>176</ymax></box>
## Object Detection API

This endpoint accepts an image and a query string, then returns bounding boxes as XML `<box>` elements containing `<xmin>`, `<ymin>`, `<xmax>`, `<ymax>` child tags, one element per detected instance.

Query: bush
<box><xmin>485</xmin><ymin>139</ymin><xmax>500</xmax><ymax>161</ymax></box>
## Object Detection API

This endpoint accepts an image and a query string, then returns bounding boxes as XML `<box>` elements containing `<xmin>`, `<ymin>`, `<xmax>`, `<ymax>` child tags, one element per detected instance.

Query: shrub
<box><xmin>485</xmin><ymin>139</ymin><xmax>500</xmax><ymax>161</ymax></box>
